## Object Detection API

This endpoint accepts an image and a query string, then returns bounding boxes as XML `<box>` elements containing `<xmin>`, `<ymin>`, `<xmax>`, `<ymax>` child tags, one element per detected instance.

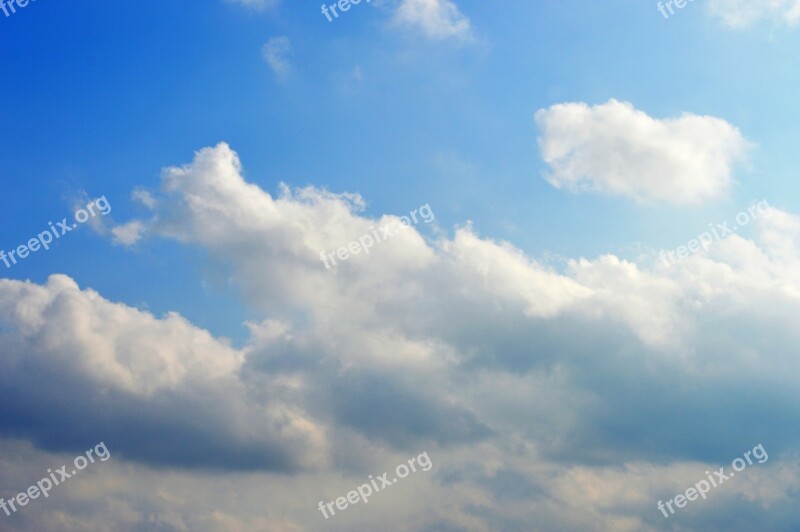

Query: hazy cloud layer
<box><xmin>708</xmin><ymin>0</ymin><xmax>800</xmax><ymax>27</ymax></box>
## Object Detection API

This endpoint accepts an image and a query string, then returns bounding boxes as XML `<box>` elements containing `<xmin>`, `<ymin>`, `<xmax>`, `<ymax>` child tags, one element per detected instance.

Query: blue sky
<box><xmin>2</xmin><ymin>0</ymin><xmax>800</xmax><ymax>530</ymax></box>
<box><xmin>3</xmin><ymin>0</ymin><xmax>800</xmax><ymax>342</ymax></box>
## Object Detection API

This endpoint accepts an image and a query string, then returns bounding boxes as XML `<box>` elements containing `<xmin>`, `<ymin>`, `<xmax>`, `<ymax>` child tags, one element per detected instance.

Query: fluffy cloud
<box><xmin>6</xmin><ymin>143</ymin><xmax>800</xmax><ymax>529</ymax></box>
<box><xmin>392</xmin><ymin>0</ymin><xmax>473</xmax><ymax>41</ymax></box>
<box><xmin>707</xmin><ymin>0</ymin><xmax>800</xmax><ymax>27</ymax></box>
<box><xmin>535</xmin><ymin>99</ymin><xmax>750</xmax><ymax>204</ymax></box>
<box><xmin>0</xmin><ymin>274</ymin><xmax>327</xmax><ymax>472</ymax></box>
<box><xmin>117</xmin><ymin>144</ymin><xmax>800</xmax><ymax>460</ymax></box>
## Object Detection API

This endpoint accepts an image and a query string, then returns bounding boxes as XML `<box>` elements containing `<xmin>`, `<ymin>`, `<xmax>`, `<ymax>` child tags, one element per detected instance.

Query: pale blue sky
<box><xmin>2</xmin><ymin>0</ymin><xmax>798</xmax><ymax>340</ymax></box>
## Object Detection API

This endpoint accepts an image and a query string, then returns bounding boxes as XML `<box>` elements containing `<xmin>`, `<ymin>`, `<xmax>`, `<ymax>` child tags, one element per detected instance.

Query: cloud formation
<box><xmin>5</xmin><ymin>143</ymin><xmax>800</xmax><ymax>529</ymax></box>
<box><xmin>0</xmin><ymin>274</ymin><xmax>327</xmax><ymax>472</ymax></box>
<box><xmin>535</xmin><ymin>99</ymin><xmax>750</xmax><ymax>204</ymax></box>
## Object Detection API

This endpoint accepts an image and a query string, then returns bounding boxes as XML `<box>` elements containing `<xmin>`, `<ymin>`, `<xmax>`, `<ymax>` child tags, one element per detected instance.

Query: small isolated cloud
<box><xmin>112</xmin><ymin>220</ymin><xmax>146</xmax><ymax>246</ymax></box>
<box><xmin>707</xmin><ymin>0</ymin><xmax>800</xmax><ymax>27</ymax></box>
<box><xmin>535</xmin><ymin>99</ymin><xmax>750</xmax><ymax>205</ymax></box>
<box><xmin>392</xmin><ymin>0</ymin><xmax>473</xmax><ymax>41</ymax></box>
<box><xmin>262</xmin><ymin>36</ymin><xmax>292</xmax><ymax>80</ymax></box>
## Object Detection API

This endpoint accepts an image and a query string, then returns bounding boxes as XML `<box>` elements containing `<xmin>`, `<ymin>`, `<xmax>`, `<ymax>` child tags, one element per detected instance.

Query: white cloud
<box><xmin>115</xmin><ymin>144</ymin><xmax>800</xmax><ymax>359</ymax></box>
<box><xmin>0</xmin><ymin>274</ymin><xmax>328</xmax><ymax>472</ymax></box>
<box><xmin>111</xmin><ymin>220</ymin><xmax>146</xmax><ymax>245</ymax></box>
<box><xmin>261</xmin><ymin>36</ymin><xmax>292</xmax><ymax>80</ymax></box>
<box><xmin>7</xmin><ymin>143</ymin><xmax>800</xmax><ymax>530</ymax></box>
<box><xmin>707</xmin><ymin>0</ymin><xmax>800</xmax><ymax>27</ymax></box>
<box><xmin>132</xmin><ymin>187</ymin><xmax>156</xmax><ymax>209</ymax></box>
<box><xmin>392</xmin><ymin>0</ymin><xmax>473</xmax><ymax>41</ymax></box>
<box><xmin>535</xmin><ymin>99</ymin><xmax>750</xmax><ymax>204</ymax></box>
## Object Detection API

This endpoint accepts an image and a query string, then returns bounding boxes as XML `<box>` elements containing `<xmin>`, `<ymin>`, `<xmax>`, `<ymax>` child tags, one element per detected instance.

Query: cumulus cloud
<box><xmin>708</xmin><ymin>0</ymin><xmax>800</xmax><ymax>27</ymax></box>
<box><xmin>535</xmin><ymin>99</ymin><xmax>750</xmax><ymax>204</ymax></box>
<box><xmin>117</xmin><ymin>143</ymin><xmax>800</xmax><ymax>462</ymax></box>
<box><xmin>6</xmin><ymin>143</ymin><xmax>800</xmax><ymax>529</ymax></box>
<box><xmin>392</xmin><ymin>0</ymin><xmax>473</xmax><ymax>41</ymax></box>
<box><xmin>0</xmin><ymin>274</ymin><xmax>327</xmax><ymax>472</ymax></box>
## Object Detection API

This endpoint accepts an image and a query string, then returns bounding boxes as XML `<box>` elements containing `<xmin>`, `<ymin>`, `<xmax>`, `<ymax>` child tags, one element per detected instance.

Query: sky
<box><xmin>1</xmin><ymin>0</ymin><xmax>800</xmax><ymax>530</ymax></box>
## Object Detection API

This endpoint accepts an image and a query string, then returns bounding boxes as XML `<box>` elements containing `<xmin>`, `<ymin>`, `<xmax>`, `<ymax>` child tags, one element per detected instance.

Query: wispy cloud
<box><xmin>707</xmin><ymin>0</ymin><xmax>800</xmax><ymax>27</ymax></box>
<box><xmin>262</xmin><ymin>36</ymin><xmax>293</xmax><ymax>80</ymax></box>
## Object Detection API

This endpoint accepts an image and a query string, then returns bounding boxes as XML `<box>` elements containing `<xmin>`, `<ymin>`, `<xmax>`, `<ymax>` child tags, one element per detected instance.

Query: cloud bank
<box><xmin>3</xmin><ymin>143</ymin><xmax>800</xmax><ymax>530</ymax></box>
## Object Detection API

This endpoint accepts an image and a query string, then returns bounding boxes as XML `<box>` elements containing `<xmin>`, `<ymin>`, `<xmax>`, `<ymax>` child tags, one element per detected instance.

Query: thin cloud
<box><xmin>262</xmin><ymin>36</ymin><xmax>293</xmax><ymax>80</ymax></box>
